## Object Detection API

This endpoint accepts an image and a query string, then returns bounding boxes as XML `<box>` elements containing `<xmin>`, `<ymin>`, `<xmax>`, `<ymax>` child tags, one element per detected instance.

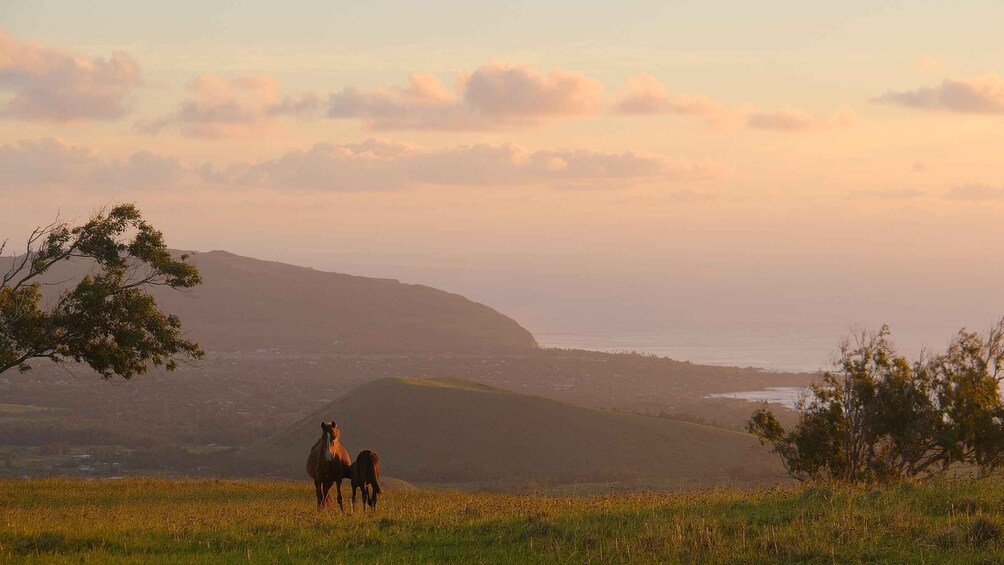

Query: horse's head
<box><xmin>320</xmin><ymin>421</ymin><xmax>341</xmax><ymax>461</ymax></box>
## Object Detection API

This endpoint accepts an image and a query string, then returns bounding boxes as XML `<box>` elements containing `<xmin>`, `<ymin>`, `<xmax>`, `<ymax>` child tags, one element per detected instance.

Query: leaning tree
<box><xmin>0</xmin><ymin>204</ymin><xmax>203</xmax><ymax>379</ymax></box>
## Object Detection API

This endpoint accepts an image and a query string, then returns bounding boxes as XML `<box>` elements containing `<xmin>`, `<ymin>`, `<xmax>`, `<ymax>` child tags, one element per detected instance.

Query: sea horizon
<box><xmin>529</xmin><ymin>320</ymin><xmax>957</xmax><ymax>374</ymax></box>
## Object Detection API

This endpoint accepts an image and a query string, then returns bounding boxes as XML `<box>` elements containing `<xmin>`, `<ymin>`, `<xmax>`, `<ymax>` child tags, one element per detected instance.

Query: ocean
<box><xmin>529</xmin><ymin>320</ymin><xmax>949</xmax><ymax>374</ymax></box>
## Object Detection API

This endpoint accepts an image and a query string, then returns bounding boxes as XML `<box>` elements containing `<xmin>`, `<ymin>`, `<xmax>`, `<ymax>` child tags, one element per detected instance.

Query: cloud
<box><xmin>2</xmin><ymin>137</ymin><xmax>718</xmax><ymax>193</ymax></box>
<box><xmin>240</xmin><ymin>139</ymin><xmax>414</xmax><ymax>191</ymax></box>
<box><xmin>0</xmin><ymin>138</ymin><xmax>188</xmax><ymax>190</ymax></box>
<box><xmin>875</xmin><ymin>75</ymin><xmax>1004</xmax><ymax>114</ymax></box>
<box><xmin>143</xmin><ymin>66</ymin><xmax>851</xmax><ymax>134</ymax></box>
<box><xmin>612</xmin><ymin>74</ymin><xmax>732</xmax><ymax>125</ymax></box>
<box><xmin>946</xmin><ymin>184</ymin><xmax>1004</xmax><ymax>201</ymax></box>
<box><xmin>746</xmin><ymin>108</ymin><xmax>816</xmax><ymax>131</ymax></box>
<box><xmin>239</xmin><ymin>139</ymin><xmax>719</xmax><ymax>191</ymax></box>
<box><xmin>462</xmin><ymin>63</ymin><xmax>602</xmax><ymax>117</ymax></box>
<box><xmin>138</xmin><ymin>74</ymin><xmax>320</xmax><ymax>138</ymax></box>
<box><xmin>0</xmin><ymin>30</ymin><xmax>142</xmax><ymax>121</ymax></box>
<box><xmin>327</xmin><ymin>63</ymin><xmax>603</xmax><ymax>130</ymax></box>
<box><xmin>847</xmin><ymin>188</ymin><xmax>926</xmax><ymax>200</ymax></box>
<box><xmin>612</xmin><ymin>75</ymin><xmax>855</xmax><ymax>132</ymax></box>
<box><xmin>0</xmin><ymin>138</ymin><xmax>100</xmax><ymax>185</ymax></box>
<box><xmin>90</xmin><ymin>151</ymin><xmax>187</xmax><ymax>189</ymax></box>
<box><xmin>746</xmin><ymin>107</ymin><xmax>857</xmax><ymax>131</ymax></box>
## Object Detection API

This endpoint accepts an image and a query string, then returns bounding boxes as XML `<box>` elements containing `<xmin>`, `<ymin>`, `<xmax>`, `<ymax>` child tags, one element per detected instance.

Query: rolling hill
<box><xmin>4</xmin><ymin>250</ymin><xmax>537</xmax><ymax>354</ymax></box>
<box><xmin>244</xmin><ymin>377</ymin><xmax>784</xmax><ymax>487</ymax></box>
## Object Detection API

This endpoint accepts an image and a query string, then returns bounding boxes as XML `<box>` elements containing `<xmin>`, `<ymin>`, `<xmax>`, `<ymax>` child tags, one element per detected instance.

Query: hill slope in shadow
<box><xmin>3</xmin><ymin>250</ymin><xmax>537</xmax><ymax>354</ymax></box>
<box><xmin>244</xmin><ymin>377</ymin><xmax>784</xmax><ymax>487</ymax></box>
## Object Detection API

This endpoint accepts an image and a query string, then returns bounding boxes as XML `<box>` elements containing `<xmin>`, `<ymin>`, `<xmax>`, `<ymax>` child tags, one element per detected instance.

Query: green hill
<box><xmin>244</xmin><ymin>377</ymin><xmax>783</xmax><ymax>487</ymax></box>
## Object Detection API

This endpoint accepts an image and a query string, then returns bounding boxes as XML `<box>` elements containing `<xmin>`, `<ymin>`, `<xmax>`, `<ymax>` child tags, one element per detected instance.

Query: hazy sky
<box><xmin>2</xmin><ymin>1</ymin><xmax>1004</xmax><ymax>359</ymax></box>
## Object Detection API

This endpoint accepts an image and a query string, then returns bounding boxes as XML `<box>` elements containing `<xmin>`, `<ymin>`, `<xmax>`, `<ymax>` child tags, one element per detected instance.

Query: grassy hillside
<box><xmin>244</xmin><ymin>377</ymin><xmax>783</xmax><ymax>486</ymax></box>
<box><xmin>1</xmin><ymin>250</ymin><xmax>537</xmax><ymax>354</ymax></box>
<box><xmin>4</xmin><ymin>478</ymin><xmax>1004</xmax><ymax>563</ymax></box>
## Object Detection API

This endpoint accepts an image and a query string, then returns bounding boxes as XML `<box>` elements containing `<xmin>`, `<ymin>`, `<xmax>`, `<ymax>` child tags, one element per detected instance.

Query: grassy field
<box><xmin>3</xmin><ymin>478</ymin><xmax>1004</xmax><ymax>563</ymax></box>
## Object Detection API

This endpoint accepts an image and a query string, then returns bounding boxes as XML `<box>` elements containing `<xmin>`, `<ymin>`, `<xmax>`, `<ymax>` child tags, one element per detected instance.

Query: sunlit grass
<box><xmin>2</xmin><ymin>478</ymin><xmax>1004</xmax><ymax>563</ymax></box>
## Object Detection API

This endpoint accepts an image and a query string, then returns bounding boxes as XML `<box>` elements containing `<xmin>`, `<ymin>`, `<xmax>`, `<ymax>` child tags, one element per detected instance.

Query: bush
<box><xmin>748</xmin><ymin>319</ymin><xmax>1004</xmax><ymax>483</ymax></box>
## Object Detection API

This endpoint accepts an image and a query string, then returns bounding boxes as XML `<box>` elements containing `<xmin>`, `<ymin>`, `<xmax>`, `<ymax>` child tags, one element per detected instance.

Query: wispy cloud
<box><xmin>0</xmin><ymin>138</ymin><xmax>188</xmax><ymax>190</ymax></box>
<box><xmin>611</xmin><ymin>74</ymin><xmax>733</xmax><ymax>127</ymax></box>
<box><xmin>847</xmin><ymin>188</ymin><xmax>926</xmax><ymax>200</ymax></box>
<box><xmin>746</xmin><ymin>107</ymin><xmax>858</xmax><ymax>131</ymax></box>
<box><xmin>138</xmin><ymin>74</ymin><xmax>320</xmax><ymax>138</ymax></box>
<box><xmin>612</xmin><ymin>75</ymin><xmax>856</xmax><ymax>132</ymax></box>
<box><xmin>0</xmin><ymin>138</ymin><xmax>719</xmax><ymax>193</ymax></box>
<box><xmin>875</xmin><ymin>75</ymin><xmax>1004</xmax><ymax>114</ymax></box>
<box><xmin>0</xmin><ymin>30</ymin><xmax>142</xmax><ymax>121</ymax></box>
<box><xmin>245</xmin><ymin>140</ymin><xmax>718</xmax><ymax>191</ymax></box>
<box><xmin>946</xmin><ymin>184</ymin><xmax>1004</xmax><ymax>201</ymax></box>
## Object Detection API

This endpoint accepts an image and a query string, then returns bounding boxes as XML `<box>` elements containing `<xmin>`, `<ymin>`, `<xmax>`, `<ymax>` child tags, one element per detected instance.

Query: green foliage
<box><xmin>748</xmin><ymin>320</ymin><xmax>1004</xmax><ymax>483</ymax></box>
<box><xmin>4</xmin><ymin>478</ymin><xmax>1004</xmax><ymax>563</ymax></box>
<box><xmin>0</xmin><ymin>204</ymin><xmax>203</xmax><ymax>378</ymax></box>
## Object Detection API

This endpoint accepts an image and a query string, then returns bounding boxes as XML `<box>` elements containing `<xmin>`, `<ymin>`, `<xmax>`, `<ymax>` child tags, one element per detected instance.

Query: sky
<box><xmin>2</xmin><ymin>1</ymin><xmax>1004</xmax><ymax>367</ymax></box>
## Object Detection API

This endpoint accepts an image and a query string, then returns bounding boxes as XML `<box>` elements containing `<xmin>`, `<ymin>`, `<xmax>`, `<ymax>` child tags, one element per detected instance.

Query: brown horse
<box><xmin>306</xmin><ymin>421</ymin><xmax>352</xmax><ymax>510</ymax></box>
<box><xmin>349</xmin><ymin>449</ymin><xmax>382</xmax><ymax>510</ymax></box>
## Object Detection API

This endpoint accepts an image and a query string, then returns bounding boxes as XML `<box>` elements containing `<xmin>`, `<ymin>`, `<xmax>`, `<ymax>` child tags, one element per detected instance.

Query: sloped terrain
<box><xmin>245</xmin><ymin>377</ymin><xmax>783</xmax><ymax>486</ymax></box>
<box><xmin>3</xmin><ymin>250</ymin><xmax>538</xmax><ymax>354</ymax></box>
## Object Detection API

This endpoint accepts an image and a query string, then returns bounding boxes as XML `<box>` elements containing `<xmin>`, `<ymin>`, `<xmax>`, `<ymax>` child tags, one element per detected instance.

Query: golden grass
<box><xmin>3</xmin><ymin>478</ymin><xmax>1004</xmax><ymax>563</ymax></box>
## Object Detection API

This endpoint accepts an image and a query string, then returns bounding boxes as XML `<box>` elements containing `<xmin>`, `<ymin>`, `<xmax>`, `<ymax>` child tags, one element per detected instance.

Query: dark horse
<box><xmin>349</xmin><ymin>449</ymin><xmax>382</xmax><ymax>510</ymax></box>
<box><xmin>306</xmin><ymin>421</ymin><xmax>352</xmax><ymax>510</ymax></box>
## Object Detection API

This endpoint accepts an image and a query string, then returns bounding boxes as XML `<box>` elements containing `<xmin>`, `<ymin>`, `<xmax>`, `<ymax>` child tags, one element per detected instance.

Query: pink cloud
<box><xmin>461</xmin><ymin>63</ymin><xmax>602</xmax><ymax>117</ymax></box>
<box><xmin>2</xmin><ymin>137</ymin><xmax>717</xmax><ymax>193</ymax></box>
<box><xmin>0</xmin><ymin>30</ymin><xmax>141</xmax><ymax>121</ymax></box>
<box><xmin>0</xmin><ymin>138</ymin><xmax>188</xmax><ymax>190</ymax></box>
<box><xmin>613</xmin><ymin>74</ymin><xmax>731</xmax><ymax>125</ymax></box>
<box><xmin>327</xmin><ymin>63</ymin><xmax>603</xmax><ymax>130</ymax></box>
<box><xmin>746</xmin><ymin>107</ymin><xmax>857</xmax><ymax>131</ymax></box>
<box><xmin>875</xmin><ymin>75</ymin><xmax>1004</xmax><ymax>114</ymax></box>
<box><xmin>613</xmin><ymin>75</ymin><xmax>854</xmax><ymax>132</ymax></box>
<box><xmin>746</xmin><ymin>108</ymin><xmax>816</xmax><ymax>131</ymax></box>
<box><xmin>139</xmin><ymin>74</ymin><xmax>320</xmax><ymax>138</ymax></box>
<box><xmin>245</xmin><ymin>140</ymin><xmax>717</xmax><ymax>191</ymax></box>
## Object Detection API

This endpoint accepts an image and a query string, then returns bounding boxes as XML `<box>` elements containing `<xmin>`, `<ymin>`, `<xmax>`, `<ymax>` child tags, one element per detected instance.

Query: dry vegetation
<box><xmin>4</xmin><ymin>478</ymin><xmax>1004</xmax><ymax>563</ymax></box>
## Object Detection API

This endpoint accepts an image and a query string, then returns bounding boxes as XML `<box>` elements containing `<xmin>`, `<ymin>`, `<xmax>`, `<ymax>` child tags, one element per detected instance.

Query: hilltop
<box><xmin>244</xmin><ymin>377</ymin><xmax>784</xmax><ymax>487</ymax></box>
<box><xmin>3</xmin><ymin>250</ymin><xmax>537</xmax><ymax>354</ymax></box>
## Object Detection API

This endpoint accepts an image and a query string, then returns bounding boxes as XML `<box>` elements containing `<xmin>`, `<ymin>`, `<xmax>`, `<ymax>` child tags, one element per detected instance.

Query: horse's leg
<box><xmin>314</xmin><ymin>480</ymin><xmax>323</xmax><ymax>509</ymax></box>
<box><xmin>362</xmin><ymin>483</ymin><xmax>370</xmax><ymax>510</ymax></box>
<box><xmin>335</xmin><ymin>478</ymin><xmax>345</xmax><ymax>512</ymax></box>
<box><xmin>351</xmin><ymin>482</ymin><xmax>357</xmax><ymax>512</ymax></box>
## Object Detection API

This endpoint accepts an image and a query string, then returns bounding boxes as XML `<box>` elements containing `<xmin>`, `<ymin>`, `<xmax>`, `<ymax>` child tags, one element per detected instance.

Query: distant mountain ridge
<box><xmin>155</xmin><ymin>250</ymin><xmax>538</xmax><ymax>354</ymax></box>
<box><xmin>3</xmin><ymin>250</ymin><xmax>538</xmax><ymax>354</ymax></box>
